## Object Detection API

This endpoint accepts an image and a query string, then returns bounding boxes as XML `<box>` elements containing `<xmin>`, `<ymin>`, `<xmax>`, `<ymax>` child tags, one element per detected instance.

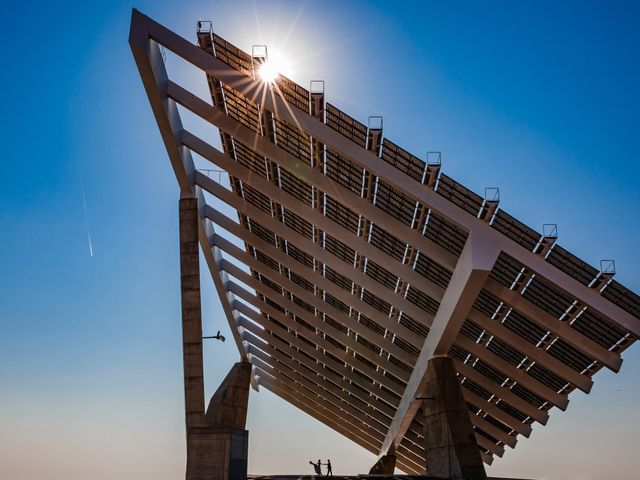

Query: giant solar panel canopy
<box><xmin>130</xmin><ymin>10</ymin><xmax>640</xmax><ymax>474</ymax></box>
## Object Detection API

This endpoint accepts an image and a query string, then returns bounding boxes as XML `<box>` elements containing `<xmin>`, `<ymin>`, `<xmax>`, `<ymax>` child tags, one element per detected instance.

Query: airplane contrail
<box><xmin>81</xmin><ymin>187</ymin><xmax>94</xmax><ymax>257</ymax></box>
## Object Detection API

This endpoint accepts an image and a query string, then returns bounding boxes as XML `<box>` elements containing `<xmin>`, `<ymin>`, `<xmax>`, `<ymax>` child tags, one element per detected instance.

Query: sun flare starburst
<box><xmin>257</xmin><ymin>51</ymin><xmax>293</xmax><ymax>83</ymax></box>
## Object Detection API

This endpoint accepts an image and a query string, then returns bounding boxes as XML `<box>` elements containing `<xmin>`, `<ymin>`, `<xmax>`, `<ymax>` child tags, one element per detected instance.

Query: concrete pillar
<box><xmin>423</xmin><ymin>356</ymin><xmax>486</xmax><ymax>480</ymax></box>
<box><xmin>179</xmin><ymin>197</ymin><xmax>251</xmax><ymax>480</ymax></box>
<box><xmin>369</xmin><ymin>451</ymin><xmax>396</xmax><ymax>475</ymax></box>
<box><xmin>186</xmin><ymin>362</ymin><xmax>252</xmax><ymax>480</ymax></box>
<box><xmin>206</xmin><ymin>362</ymin><xmax>252</xmax><ymax>428</ymax></box>
<box><xmin>179</xmin><ymin>195</ymin><xmax>206</xmax><ymax>428</ymax></box>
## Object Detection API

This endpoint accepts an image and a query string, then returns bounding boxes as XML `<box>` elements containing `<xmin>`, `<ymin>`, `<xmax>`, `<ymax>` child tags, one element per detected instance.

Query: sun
<box><xmin>257</xmin><ymin>51</ymin><xmax>293</xmax><ymax>83</ymax></box>
<box><xmin>259</xmin><ymin>61</ymin><xmax>278</xmax><ymax>83</ymax></box>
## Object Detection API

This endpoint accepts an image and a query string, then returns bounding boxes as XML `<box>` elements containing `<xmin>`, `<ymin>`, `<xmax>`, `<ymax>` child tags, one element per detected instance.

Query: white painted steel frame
<box><xmin>129</xmin><ymin>8</ymin><xmax>638</xmax><ymax>471</ymax></box>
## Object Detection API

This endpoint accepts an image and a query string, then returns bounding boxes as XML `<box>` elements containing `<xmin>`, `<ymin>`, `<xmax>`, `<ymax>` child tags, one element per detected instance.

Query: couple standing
<box><xmin>309</xmin><ymin>459</ymin><xmax>332</xmax><ymax>476</ymax></box>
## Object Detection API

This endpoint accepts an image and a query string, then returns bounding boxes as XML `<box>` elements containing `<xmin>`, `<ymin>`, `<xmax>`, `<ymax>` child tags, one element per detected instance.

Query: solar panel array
<box><xmin>182</xmin><ymin>27</ymin><xmax>638</xmax><ymax>474</ymax></box>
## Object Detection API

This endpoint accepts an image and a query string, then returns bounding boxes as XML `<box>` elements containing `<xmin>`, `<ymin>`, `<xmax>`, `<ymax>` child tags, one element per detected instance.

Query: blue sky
<box><xmin>1</xmin><ymin>1</ymin><xmax>639</xmax><ymax>479</ymax></box>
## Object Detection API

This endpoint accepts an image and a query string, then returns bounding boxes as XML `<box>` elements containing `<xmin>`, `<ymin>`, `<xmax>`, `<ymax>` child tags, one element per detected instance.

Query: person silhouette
<box><xmin>324</xmin><ymin>459</ymin><xmax>332</xmax><ymax>476</ymax></box>
<box><xmin>309</xmin><ymin>459</ymin><xmax>322</xmax><ymax>475</ymax></box>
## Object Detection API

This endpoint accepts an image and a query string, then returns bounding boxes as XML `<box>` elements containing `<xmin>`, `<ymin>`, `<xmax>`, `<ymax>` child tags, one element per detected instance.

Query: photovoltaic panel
<box><xmin>325</xmin><ymin>103</ymin><xmax>368</xmax><ymax>148</ymax></box>
<box><xmin>436</xmin><ymin>173</ymin><xmax>484</xmax><ymax>217</ymax></box>
<box><xmin>380</xmin><ymin>139</ymin><xmax>426</xmax><ymax>183</ymax></box>
<box><xmin>491</xmin><ymin>209</ymin><xmax>541</xmax><ymax>252</ymax></box>
<box><xmin>274</xmin><ymin>74</ymin><xmax>310</xmax><ymax>113</ymax></box>
<box><xmin>602</xmin><ymin>279</ymin><xmax>640</xmax><ymax>319</ymax></box>
<box><xmin>212</xmin><ymin>34</ymin><xmax>253</xmax><ymax>76</ymax></box>
<box><xmin>545</xmin><ymin>244</ymin><xmax>599</xmax><ymax>287</ymax></box>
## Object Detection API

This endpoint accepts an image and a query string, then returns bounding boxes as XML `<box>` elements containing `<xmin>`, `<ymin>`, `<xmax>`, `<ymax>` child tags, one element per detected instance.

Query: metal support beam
<box><xmin>235</xmin><ymin>306</ymin><xmax>401</xmax><ymax>409</ymax></box>
<box><xmin>230</xmin><ymin>287</ymin><xmax>406</xmax><ymax>396</ymax></box>
<box><xmin>198</xmin><ymin>174</ymin><xmax>440</xmax><ymax>325</ymax></box>
<box><xmin>212</xmin><ymin>225</ymin><xmax>419</xmax><ymax>347</ymax></box>
<box><xmin>457</xmin><ymin>336</ymin><xmax>569</xmax><ymax>410</ymax></box>
<box><xmin>223</xmin><ymin>267</ymin><xmax>411</xmax><ymax>381</ymax></box>
<box><xmin>245</xmin><ymin>341</ymin><xmax>392</xmax><ymax>439</ymax></box>
<box><xmin>239</xmin><ymin>317</ymin><xmax>397</xmax><ymax>418</ymax></box>
<box><xmin>215</xmin><ymin>235</ymin><xmax>416</xmax><ymax>363</ymax></box>
<box><xmin>199</xmin><ymin>209</ymin><xmax>247</xmax><ymax>359</ymax></box>
<box><xmin>485</xmin><ymin>278</ymin><xmax>621</xmax><ymax>371</ymax></box>
<box><xmin>468</xmin><ymin>309</ymin><xmax>593</xmax><ymax>393</ymax></box>
<box><xmin>455</xmin><ymin>360</ymin><xmax>549</xmax><ymax>425</ymax></box>
<box><xmin>129</xmin><ymin>16</ymin><xmax>246</xmax><ymax>361</ymax></box>
<box><xmin>188</xmin><ymin>137</ymin><xmax>447</xmax><ymax>299</ymax></box>
<box><xmin>379</xmin><ymin>231</ymin><xmax>500</xmax><ymax>457</ymax></box>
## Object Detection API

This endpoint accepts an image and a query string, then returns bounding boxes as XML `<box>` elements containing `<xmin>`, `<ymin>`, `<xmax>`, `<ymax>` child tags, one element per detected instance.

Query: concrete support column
<box><xmin>423</xmin><ymin>356</ymin><xmax>486</xmax><ymax>480</ymax></box>
<box><xmin>369</xmin><ymin>448</ymin><xmax>396</xmax><ymax>475</ymax></box>
<box><xmin>187</xmin><ymin>362</ymin><xmax>252</xmax><ymax>480</ymax></box>
<box><xmin>179</xmin><ymin>197</ymin><xmax>251</xmax><ymax>480</ymax></box>
<box><xmin>180</xmin><ymin>195</ymin><xmax>206</xmax><ymax>427</ymax></box>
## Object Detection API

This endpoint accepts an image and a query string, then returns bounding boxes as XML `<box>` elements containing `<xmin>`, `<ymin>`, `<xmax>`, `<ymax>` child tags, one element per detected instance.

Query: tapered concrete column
<box><xmin>423</xmin><ymin>356</ymin><xmax>486</xmax><ymax>480</ymax></box>
<box><xmin>180</xmin><ymin>195</ymin><xmax>206</xmax><ymax>428</ymax></box>
<box><xmin>206</xmin><ymin>362</ymin><xmax>252</xmax><ymax>428</ymax></box>
<box><xmin>369</xmin><ymin>446</ymin><xmax>396</xmax><ymax>475</ymax></box>
<box><xmin>187</xmin><ymin>362</ymin><xmax>252</xmax><ymax>480</ymax></box>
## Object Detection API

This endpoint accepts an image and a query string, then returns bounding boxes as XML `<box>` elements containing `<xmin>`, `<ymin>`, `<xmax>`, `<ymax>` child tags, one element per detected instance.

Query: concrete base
<box><xmin>423</xmin><ymin>356</ymin><xmax>486</xmax><ymax>480</ymax></box>
<box><xmin>186</xmin><ymin>362</ymin><xmax>252</xmax><ymax>480</ymax></box>
<box><xmin>369</xmin><ymin>454</ymin><xmax>397</xmax><ymax>475</ymax></box>
<box><xmin>187</xmin><ymin>426</ymin><xmax>248</xmax><ymax>480</ymax></box>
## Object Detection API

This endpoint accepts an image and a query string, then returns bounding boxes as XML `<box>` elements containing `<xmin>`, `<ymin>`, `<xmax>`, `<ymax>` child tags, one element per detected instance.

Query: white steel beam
<box><xmin>129</xmin><ymin>18</ymin><xmax>246</xmax><ymax>359</ymax></box>
<box><xmin>187</xmin><ymin>134</ymin><xmax>447</xmax><ymax>300</ymax></box>
<box><xmin>132</xmin><ymin>8</ymin><xmax>637</xmax><ymax>363</ymax></box>
<box><xmin>177</xmin><ymin>105</ymin><xmax>457</xmax><ymax>271</ymax></box>
<box><xmin>206</xmin><ymin>203</ymin><xmax>589</xmax><ymax>399</ymax></box>
<box><xmin>215</xmin><ymin>235</ymin><xmax>419</xmax><ymax>362</ymax></box>
<box><xmin>254</xmin><ymin>365</ymin><xmax>431</xmax><ymax>473</ymax></box>
<box><xmin>254</xmin><ymin>363</ymin><xmax>447</xmax><ymax>472</ymax></box>
<box><xmin>378</xmin><ymin>231</ymin><xmax>500</xmax><ymax>457</ymax></box>
<box><xmin>129</xmin><ymin>11</ymin><xmax>639</xmax><ymax>468</ymax></box>
<box><xmin>223</xmin><ymin>259</ymin><xmax>414</xmax><ymax>374</ymax></box>
<box><xmin>178</xmin><ymin>68</ymin><xmax>638</xmax><ymax>337</ymax></box>
<box><xmin>484</xmin><ymin>278</ymin><xmax>621</xmax><ymax>371</ymax></box>
<box><xmin>244</xmin><ymin>312</ymin><xmax>517</xmax><ymax>451</ymax></box>
<box><xmin>256</xmin><ymin>373</ymin><xmax>424</xmax><ymax>474</ymax></box>
<box><xmin>462</xmin><ymin>388</ymin><xmax>532</xmax><ymax>438</ymax></box>
<box><xmin>468</xmin><ymin>308</ymin><xmax>593</xmax><ymax>393</ymax></box>
<box><xmin>213</xmin><ymin>223</ymin><xmax>566</xmax><ymax>413</ymax></box>
<box><xmin>238</xmin><ymin>315</ymin><xmax>397</xmax><ymax>417</ymax></box>
<box><xmin>246</xmin><ymin>342</ymin><xmax>391</xmax><ymax>436</ymax></box>
<box><xmin>455</xmin><ymin>360</ymin><xmax>549</xmax><ymax>425</ymax></box>
<box><xmin>197</xmin><ymin>206</ymin><xmax>247</xmax><ymax>358</ymax></box>
<box><xmin>456</xmin><ymin>336</ymin><xmax>568</xmax><ymax>410</ymax></box>
<box><xmin>200</xmin><ymin>163</ymin><xmax>591</xmax><ymax>394</ymax></box>
<box><xmin>199</xmin><ymin>183</ymin><xmax>438</xmax><ymax>326</ymax></box>
<box><xmin>229</xmin><ymin>284</ymin><xmax>407</xmax><ymax>396</ymax></box>
<box><xmin>254</xmin><ymin>366</ymin><xmax>383</xmax><ymax>450</ymax></box>
<box><xmin>176</xmin><ymin>65</ymin><xmax>636</xmax><ymax>341</ymax></box>
<box><xmin>235</xmin><ymin>304</ymin><xmax>400</xmax><ymax>408</ymax></box>
<box><xmin>214</xmin><ymin>223</ymin><xmax>566</xmax><ymax>413</ymax></box>
<box><xmin>213</xmin><ymin>227</ymin><xmax>422</xmax><ymax>348</ymax></box>
<box><xmin>189</xmin><ymin>110</ymin><xmax>622</xmax><ymax>371</ymax></box>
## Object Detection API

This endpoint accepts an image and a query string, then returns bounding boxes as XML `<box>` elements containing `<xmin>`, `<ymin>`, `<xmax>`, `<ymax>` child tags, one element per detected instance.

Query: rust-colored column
<box><xmin>179</xmin><ymin>195</ymin><xmax>206</xmax><ymax>428</ymax></box>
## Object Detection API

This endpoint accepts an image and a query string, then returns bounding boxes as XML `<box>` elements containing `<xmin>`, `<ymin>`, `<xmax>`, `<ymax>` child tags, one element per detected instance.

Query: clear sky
<box><xmin>1</xmin><ymin>1</ymin><xmax>639</xmax><ymax>479</ymax></box>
